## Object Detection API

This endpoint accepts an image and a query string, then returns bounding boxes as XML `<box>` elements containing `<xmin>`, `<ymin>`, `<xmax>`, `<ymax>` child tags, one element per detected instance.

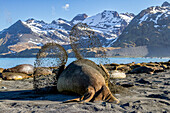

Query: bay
<box><xmin>0</xmin><ymin>57</ymin><xmax>169</xmax><ymax>69</ymax></box>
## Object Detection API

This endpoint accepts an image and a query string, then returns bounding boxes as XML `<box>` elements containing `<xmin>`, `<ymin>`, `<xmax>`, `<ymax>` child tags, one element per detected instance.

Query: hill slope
<box><xmin>112</xmin><ymin>2</ymin><xmax>170</xmax><ymax>48</ymax></box>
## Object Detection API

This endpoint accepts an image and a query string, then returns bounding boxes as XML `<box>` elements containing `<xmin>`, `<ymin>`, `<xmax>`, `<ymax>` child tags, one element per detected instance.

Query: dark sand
<box><xmin>0</xmin><ymin>70</ymin><xmax>170</xmax><ymax>113</ymax></box>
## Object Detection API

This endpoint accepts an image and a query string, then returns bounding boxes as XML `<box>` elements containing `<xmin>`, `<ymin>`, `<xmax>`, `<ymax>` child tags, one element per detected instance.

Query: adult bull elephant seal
<box><xmin>57</xmin><ymin>59</ymin><xmax>119</xmax><ymax>103</ymax></box>
<box><xmin>4</xmin><ymin>64</ymin><xmax>34</xmax><ymax>75</ymax></box>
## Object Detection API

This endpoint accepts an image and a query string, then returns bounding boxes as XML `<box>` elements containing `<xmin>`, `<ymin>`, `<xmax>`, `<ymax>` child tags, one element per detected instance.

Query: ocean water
<box><xmin>0</xmin><ymin>57</ymin><xmax>169</xmax><ymax>69</ymax></box>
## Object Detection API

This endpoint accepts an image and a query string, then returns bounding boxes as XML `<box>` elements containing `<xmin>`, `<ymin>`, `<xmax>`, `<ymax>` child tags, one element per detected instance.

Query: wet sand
<box><xmin>0</xmin><ymin>70</ymin><xmax>170</xmax><ymax>113</ymax></box>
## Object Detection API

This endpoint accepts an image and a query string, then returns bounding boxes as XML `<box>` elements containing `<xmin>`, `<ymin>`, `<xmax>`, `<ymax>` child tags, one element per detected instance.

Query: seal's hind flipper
<box><xmin>63</xmin><ymin>97</ymin><xmax>81</xmax><ymax>103</ymax></box>
<box><xmin>102</xmin><ymin>85</ymin><xmax>120</xmax><ymax>104</ymax></box>
<box><xmin>63</xmin><ymin>86</ymin><xmax>95</xmax><ymax>103</ymax></box>
<box><xmin>80</xmin><ymin>86</ymin><xmax>95</xmax><ymax>102</ymax></box>
<box><xmin>93</xmin><ymin>85</ymin><xmax>119</xmax><ymax>104</ymax></box>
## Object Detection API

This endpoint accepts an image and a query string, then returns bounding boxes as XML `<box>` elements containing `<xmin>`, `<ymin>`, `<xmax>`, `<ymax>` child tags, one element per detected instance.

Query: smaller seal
<box><xmin>4</xmin><ymin>64</ymin><xmax>34</xmax><ymax>75</ymax></box>
<box><xmin>34</xmin><ymin>67</ymin><xmax>53</xmax><ymax>76</ymax></box>
<box><xmin>0</xmin><ymin>68</ymin><xmax>4</xmax><ymax>73</ymax></box>
<box><xmin>1</xmin><ymin>72</ymin><xmax>32</xmax><ymax>80</ymax></box>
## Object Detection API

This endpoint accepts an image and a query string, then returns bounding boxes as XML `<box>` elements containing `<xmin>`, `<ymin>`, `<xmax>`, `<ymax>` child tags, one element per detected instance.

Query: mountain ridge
<box><xmin>112</xmin><ymin>1</ymin><xmax>170</xmax><ymax>48</ymax></box>
<box><xmin>0</xmin><ymin>1</ymin><xmax>169</xmax><ymax>57</ymax></box>
<box><xmin>0</xmin><ymin>10</ymin><xmax>135</xmax><ymax>57</ymax></box>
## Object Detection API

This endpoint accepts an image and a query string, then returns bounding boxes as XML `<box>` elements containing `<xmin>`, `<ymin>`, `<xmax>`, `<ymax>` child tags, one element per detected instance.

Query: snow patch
<box><xmin>10</xmin><ymin>50</ymin><xmax>16</xmax><ymax>53</ymax></box>
<box><xmin>19</xmin><ymin>34</ymin><xmax>23</xmax><ymax>37</ymax></box>
<box><xmin>139</xmin><ymin>14</ymin><xmax>149</xmax><ymax>24</ymax></box>
<box><xmin>152</xmin><ymin>13</ymin><xmax>163</xmax><ymax>23</ymax></box>
<box><xmin>119</xmin><ymin>14</ymin><xmax>133</xmax><ymax>23</ymax></box>
<box><xmin>150</xmin><ymin>7</ymin><xmax>168</xmax><ymax>14</ymax></box>
<box><xmin>107</xmin><ymin>37</ymin><xmax>119</xmax><ymax>47</ymax></box>
<box><xmin>73</xmin><ymin>20</ymin><xmax>82</xmax><ymax>25</ymax></box>
<box><xmin>57</xmin><ymin>19</ymin><xmax>71</xmax><ymax>26</ymax></box>
<box><xmin>154</xmin><ymin>25</ymin><xmax>159</xmax><ymax>28</ymax></box>
<box><xmin>0</xmin><ymin>29</ymin><xmax>5</xmax><ymax>34</ymax></box>
<box><xmin>28</xmin><ymin>40</ymin><xmax>42</xmax><ymax>45</ymax></box>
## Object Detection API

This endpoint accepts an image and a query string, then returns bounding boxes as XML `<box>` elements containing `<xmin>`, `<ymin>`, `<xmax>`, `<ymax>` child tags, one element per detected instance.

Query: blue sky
<box><xmin>0</xmin><ymin>0</ymin><xmax>168</xmax><ymax>31</ymax></box>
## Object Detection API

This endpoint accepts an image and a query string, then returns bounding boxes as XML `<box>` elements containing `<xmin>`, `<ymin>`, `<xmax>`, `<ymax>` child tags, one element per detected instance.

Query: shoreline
<box><xmin>0</xmin><ymin>57</ymin><xmax>169</xmax><ymax>69</ymax></box>
<box><xmin>0</xmin><ymin>56</ymin><xmax>170</xmax><ymax>58</ymax></box>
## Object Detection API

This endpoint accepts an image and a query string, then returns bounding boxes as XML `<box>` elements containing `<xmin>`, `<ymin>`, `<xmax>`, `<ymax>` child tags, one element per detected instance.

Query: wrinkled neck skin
<box><xmin>92</xmin><ymin>85</ymin><xmax>119</xmax><ymax>104</ymax></box>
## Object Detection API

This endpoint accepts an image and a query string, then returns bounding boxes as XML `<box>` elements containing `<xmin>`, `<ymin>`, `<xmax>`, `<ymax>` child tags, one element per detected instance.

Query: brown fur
<box><xmin>4</xmin><ymin>64</ymin><xmax>34</xmax><ymax>75</ymax></box>
<box><xmin>70</xmin><ymin>59</ymin><xmax>110</xmax><ymax>86</ymax></box>
<box><xmin>57</xmin><ymin>59</ymin><xmax>119</xmax><ymax>103</ymax></box>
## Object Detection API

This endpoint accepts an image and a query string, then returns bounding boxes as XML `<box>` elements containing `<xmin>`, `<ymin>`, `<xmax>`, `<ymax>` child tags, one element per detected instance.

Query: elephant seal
<box><xmin>0</xmin><ymin>68</ymin><xmax>4</xmax><ymax>73</ymax></box>
<box><xmin>1</xmin><ymin>72</ymin><xmax>32</xmax><ymax>80</ymax></box>
<box><xmin>4</xmin><ymin>64</ymin><xmax>34</xmax><ymax>75</ymax></box>
<box><xmin>57</xmin><ymin>59</ymin><xmax>119</xmax><ymax>103</ymax></box>
<box><xmin>130</xmin><ymin>66</ymin><xmax>155</xmax><ymax>74</ymax></box>
<box><xmin>63</xmin><ymin>59</ymin><xmax>110</xmax><ymax>86</ymax></box>
<box><xmin>34</xmin><ymin>67</ymin><xmax>53</xmax><ymax>76</ymax></box>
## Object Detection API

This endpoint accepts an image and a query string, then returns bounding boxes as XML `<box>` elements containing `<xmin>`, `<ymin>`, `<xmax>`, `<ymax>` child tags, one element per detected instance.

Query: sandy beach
<box><xmin>0</xmin><ymin>68</ymin><xmax>169</xmax><ymax>113</ymax></box>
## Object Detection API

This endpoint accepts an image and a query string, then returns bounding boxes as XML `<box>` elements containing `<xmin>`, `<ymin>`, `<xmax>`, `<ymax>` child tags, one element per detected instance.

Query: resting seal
<box><xmin>57</xmin><ymin>59</ymin><xmax>119</xmax><ymax>103</ymax></box>
<box><xmin>0</xmin><ymin>68</ymin><xmax>4</xmax><ymax>73</ymax></box>
<box><xmin>1</xmin><ymin>72</ymin><xmax>32</xmax><ymax>80</ymax></box>
<box><xmin>4</xmin><ymin>64</ymin><xmax>34</xmax><ymax>75</ymax></box>
<box><xmin>34</xmin><ymin>67</ymin><xmax>53</xmax><ymax>76</ymax></box>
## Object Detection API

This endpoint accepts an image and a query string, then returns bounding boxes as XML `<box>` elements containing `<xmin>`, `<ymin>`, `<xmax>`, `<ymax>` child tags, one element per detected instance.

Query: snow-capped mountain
<box><xmin>83</xmin><ymin>10</ymin><xmax>134</xmax><ymax>39</ymax></box>
<box><xmin>162</xmin><ymin>1</ymin><xmax>170</xmax><ymax>7</ymax></box>
<box><xmin>113</xmin><ymin>1</ymin><xmax>170</xmax><ymax>48</ymax></box>
<box><xmin>0</xmin><ymin>19</ymin><xmax>71</xmax><ymax>56</ymax></box>
<box><xmin>23</xmin><ymin>18</ymin><xmax>70</xmax><ymax>45</ymax></box>
<box><xmin>70</xmin><ymin>14</ymin><xmax>88</xmax><ymax>25</ymax></box>
<box><xmin>0</xmin><ymin>10</ymin><xmax>134</xmax><ymax>57</ymax></box>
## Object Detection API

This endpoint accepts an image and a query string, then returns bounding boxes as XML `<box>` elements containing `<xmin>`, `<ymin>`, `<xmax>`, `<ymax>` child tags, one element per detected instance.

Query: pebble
<box><xmin>110</xmin><ymin>70</ymin><xmax>126</xmax><ymax>79</ymax></box>
<box><xmin>1</xmin><ymin>86</ymin><xmax>7</xmax><ymax>89</ymax></box>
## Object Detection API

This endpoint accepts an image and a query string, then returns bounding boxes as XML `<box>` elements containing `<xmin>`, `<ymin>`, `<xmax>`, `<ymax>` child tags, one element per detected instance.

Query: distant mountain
<box><xmin>162</xmin><ymin>1</ymin><xmax>170</xmax><ymax>7</ymax></box>
<box><xmin>0</xmin><ymin>19</ymin><xmax>71</xmax><ymax>56</ymax></box>
<box><xmin>83</xmin><ymin>10</ymin><xmax>134</xmax><ymax>39</ymax></box>
<box><xmin>1</xmin><ymin>2</ymin><xmax>169</xmax><ymax>57</ymax></box>
<box><xmin>0</xmin><ymin>10</ymin><xmax>134</xmax><ymax>57</ymax></box>
<box><xmin>112</xmin><ymin>1</ymin><xmax>170</xmax><ymax>48</ymax></box>
<box><xmin>70</xmin><ymin>13</ymin><xmax>88</xmax><ymax>24</ymax></box>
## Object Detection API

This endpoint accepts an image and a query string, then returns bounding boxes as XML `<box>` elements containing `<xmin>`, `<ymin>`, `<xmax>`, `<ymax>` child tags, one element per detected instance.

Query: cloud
<box><xmin>4</xmin><ymin>10</ymin><xmax>13</xmax><ymax>24</ymax></box>
<box><xmin>62</xmin><ymin>4</ymin><xmax>69</xmax><ymax>10</ymax></box>
<box><xmin>51</xmin><ymin>6</ymin><xmax>56</xmax><ymax>16</ymax></box>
